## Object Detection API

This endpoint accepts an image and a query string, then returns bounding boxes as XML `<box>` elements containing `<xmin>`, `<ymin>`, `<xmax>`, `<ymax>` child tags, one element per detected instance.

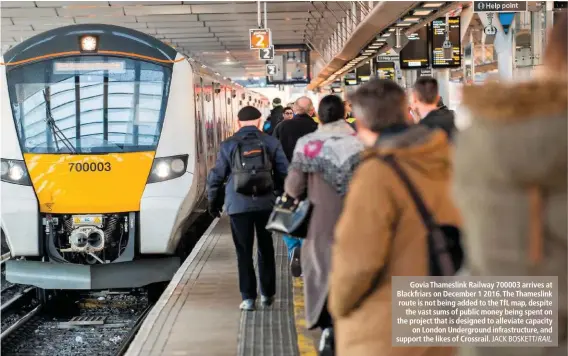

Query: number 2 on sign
<box><xmin>255</xmin><ymin>34</ymin><xmax>265</xmax><ymax>47</ymax></box>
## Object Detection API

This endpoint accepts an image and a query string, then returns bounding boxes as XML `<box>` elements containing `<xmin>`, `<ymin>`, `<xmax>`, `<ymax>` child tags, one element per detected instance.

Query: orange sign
<box><xmin>249</xmin><ymin>29</ymin><xmax>271</xmax><ymax>49</ymax></box>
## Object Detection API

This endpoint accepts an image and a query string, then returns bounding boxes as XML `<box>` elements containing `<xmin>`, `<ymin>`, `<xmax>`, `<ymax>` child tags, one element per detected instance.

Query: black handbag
<box><xmin>265</xmin><ymin>193</ymin><xmax>312</xmax><ymax>238</ymax></box>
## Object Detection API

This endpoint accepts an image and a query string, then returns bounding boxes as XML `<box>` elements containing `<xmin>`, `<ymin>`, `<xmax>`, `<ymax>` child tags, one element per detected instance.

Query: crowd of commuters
<box><xmin>206</xmin><ymin>12</ymin><xmax>566</xmax><ymax>355</ymax></box>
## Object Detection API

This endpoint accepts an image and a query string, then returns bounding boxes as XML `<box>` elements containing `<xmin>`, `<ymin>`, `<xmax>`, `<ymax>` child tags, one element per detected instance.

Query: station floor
<box><xmin>126</xmin><ymin>216</ymin><xmax>319</xmax><ymax>356</ymax></box>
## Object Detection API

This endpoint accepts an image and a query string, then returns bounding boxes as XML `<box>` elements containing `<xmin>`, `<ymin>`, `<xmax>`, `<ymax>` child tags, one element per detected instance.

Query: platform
<box><xmin>126</xmin><ymin>216</ymin><xmax>318</xmax><ymax>356</ymax></box>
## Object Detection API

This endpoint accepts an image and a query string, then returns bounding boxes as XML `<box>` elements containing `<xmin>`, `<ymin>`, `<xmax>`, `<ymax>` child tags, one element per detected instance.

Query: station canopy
<box><xmin>0</xmin><ymin>1</ymin><xmax>347</xmax><ymax>78</ymax></box>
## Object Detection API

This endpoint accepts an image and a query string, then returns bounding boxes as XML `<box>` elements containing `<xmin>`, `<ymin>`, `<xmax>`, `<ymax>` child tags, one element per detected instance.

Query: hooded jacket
<box><xmin>420</xmin><ymin>105</ymin><xmax>456</xmax><ymax>140</ymax></box>
<box><xmin>453</xmin><ymin>79</ymin><xmax>567</xmax><ymax>356</ymax></box>
<box><xmin>262</xmin><ymin>105</ymin><xmax>284</xmax><ymax>135</ymax></box>
<box><xmin>330</xmin><ymin>125</ymin><xmax>460</xmax><ymax>356</ymax></box>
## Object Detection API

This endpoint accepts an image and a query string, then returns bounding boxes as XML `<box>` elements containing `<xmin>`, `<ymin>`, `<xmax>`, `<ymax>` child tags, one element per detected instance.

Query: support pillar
<box><xmin>479</xmin><ymin>12</ymin><xmax>517</xmax><ymax>81</ymax></box>
<box><xmin>435</xmin><ymin>69</ymin><xmax>450</xmax><ymax>104</ymax></box>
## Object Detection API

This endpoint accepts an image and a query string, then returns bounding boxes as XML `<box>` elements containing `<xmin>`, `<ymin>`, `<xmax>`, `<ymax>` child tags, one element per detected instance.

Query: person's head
<box><xmin>348</xmin><ymin>79</ymin><xmax>407</xmax><ymax>147</ymax></box>
<box><xmin>237</xmin><ymin>106</ymin><xmax>262</xmax><ymax>128</ymax></box>
<box><xmin>411</xmin><ymin>77</ymin><xmax>440</xmax><ymax>118</ymax></box>
<box><xmin>294</xmin><ymin>96</ymin><xmax>314</xmax><ymax>116</ymax></box>
<box><xmin>542</xmin><ymin>11</ymin><xmax>567</xmax><ymax>77</ymax></box>
<box><xmin>272</xmin><ymin>97</ymin><xmax>282</xmax><ymax>108</ymax></box>
<box><xmin>317</xmin><ymin>95</ymin><xmax>345</xmax><ymax>124</ymax></box>
<box><xmin>282</xmin><ymin>106</ymin><xmax>294</xmax><ymax>120</ymax></box>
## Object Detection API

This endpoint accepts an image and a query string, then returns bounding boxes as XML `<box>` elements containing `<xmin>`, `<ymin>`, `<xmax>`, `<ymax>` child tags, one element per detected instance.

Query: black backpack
<box><xmin>231</xmin><ymin>132</ymin><xmax>274</xmax><ymax>196</ymax></box>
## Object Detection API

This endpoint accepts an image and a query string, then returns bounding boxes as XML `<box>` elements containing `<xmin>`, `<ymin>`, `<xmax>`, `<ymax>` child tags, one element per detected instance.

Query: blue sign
<box><xmin>498</xmin><ymin>13</ymin><xmax>516</xmax><ymax>35</ymax></box>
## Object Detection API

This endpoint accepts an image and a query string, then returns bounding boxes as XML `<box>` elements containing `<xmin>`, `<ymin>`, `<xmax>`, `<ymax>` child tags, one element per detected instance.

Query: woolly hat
<box><xmin>238</xmin><ymin>106</ymin><xmax>262</xmax><ymax>121</ymax></box>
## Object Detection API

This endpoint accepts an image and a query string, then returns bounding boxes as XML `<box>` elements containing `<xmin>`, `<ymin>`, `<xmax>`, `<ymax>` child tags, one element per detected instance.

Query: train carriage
<box><xmin>0</xmin><ymin>24</ymin><xmax>266</xmax><ymax>294</ymax></box>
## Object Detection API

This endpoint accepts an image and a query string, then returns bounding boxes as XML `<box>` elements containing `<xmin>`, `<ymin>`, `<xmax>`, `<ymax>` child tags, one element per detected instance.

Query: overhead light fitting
<box><xmin>395</xmin><ymin>23</ymin><xmax>412</xmax><ymax>27</ymax></box>
<box><xmin>403</xmin><ymin>17</ymin><xmax>420</xmax><ymax>22</ymax></box>
<box><xmin>389</xmin><ymin>28</ymin><xmax>397</xmax><ymax>32</ymax></box>
<box><xmin>413</xmin><ymin>9</ymin><xmax>434</xmax><ymax>16</ymax></box>
<box><xmin>368</xmin><ymin>45</ymin><xmax>381</xmax><ymax>49</ymax></box>
<box><xmin>382</xmin><ymin>33</ymin><xmax>391</xmax><ymax>37</ymax></box>
<box><xmin>423</xmin><ymin>2</ymin><xmax>444</xmax><ymax>7</ymax></box>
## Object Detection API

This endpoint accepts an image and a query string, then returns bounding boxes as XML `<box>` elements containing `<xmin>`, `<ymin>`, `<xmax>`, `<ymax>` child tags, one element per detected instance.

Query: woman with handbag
<box><xmin>284</xmin><ymin>95</ymin><xmax>363</xmax><ymax>354</ymax></box>
<box><xmin>329</xmin><ymin>79</ymin><xmax>460</xmax><ymax>356</ymax></box>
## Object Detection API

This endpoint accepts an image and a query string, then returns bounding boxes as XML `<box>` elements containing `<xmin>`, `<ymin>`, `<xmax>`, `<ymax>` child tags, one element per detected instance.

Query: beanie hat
<box><xmin>238</xmin><ymin>106</ymin><xmax>262</xmax><ymax>121</ymax></box>
<box><xmin>272</xmin><ymin>97</ymin><xmax>282</xmax><ymax>106</ymax></box>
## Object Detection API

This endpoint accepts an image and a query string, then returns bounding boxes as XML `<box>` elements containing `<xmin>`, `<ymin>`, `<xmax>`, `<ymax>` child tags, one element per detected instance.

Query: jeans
<box><xmin>282</xmin><ymin>235</ymin><xmax>303</xmax><ymax>259</ymax></box>
<box><xmin>229</xmin><ymin>211</ymin><xmax>276</xmax><ymax>300</ymax></box>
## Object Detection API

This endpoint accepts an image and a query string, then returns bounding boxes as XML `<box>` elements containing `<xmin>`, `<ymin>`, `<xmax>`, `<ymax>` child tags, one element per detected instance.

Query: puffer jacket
<box><xmin>453</xmin><ymin>79</ymin><xmax>567</xmax><ymax>356</ymax></box>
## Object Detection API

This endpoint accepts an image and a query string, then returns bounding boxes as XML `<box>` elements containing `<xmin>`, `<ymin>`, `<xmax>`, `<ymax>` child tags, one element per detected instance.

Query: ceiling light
<box><xmin>413</xmin><ymin>9</ymin><xmax>434</xmax><ymax>16</ymax></box>
<box><xmin>201</xmin><ymin>64</ymin><xmax>207</xmax><ymax>68</ymax></box>
<box><xmin>382</xmin><ymin>33</ymin><xmax>391</xmax><ymax>37</ymax></box>
<box><xmin>423</xmin><ymin>2</ymin><xmax>444</xmax><ymax>7</ymax></box>
<box><xmin>368</xmin><ymin>45</ymin><xmax>380</xmax><ymax>49</ymax></box>
<box><xmin>389</xmin><ymin>28</ymin><xmax>397</xmax><ymax>32</ymax></box>
<box><xmin>225</xmin><ymin>50</ymin><xmax>230</xmax><ymax>54</ymax></box>
<box><xmin>403</xmin><ymin>17</ymin><xmax>420</xmax><ymax>22</ymax></box>
<box><xmin>395</xmin><ymin>23</ymin><xmax>412</xmax><ymax>27</ymax></box>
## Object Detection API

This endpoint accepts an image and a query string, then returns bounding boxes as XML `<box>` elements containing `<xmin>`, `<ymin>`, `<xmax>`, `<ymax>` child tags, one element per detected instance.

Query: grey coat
<box><xmin>285</xmin><ymin>170</ymin><xmax>343</xmax><ymax>328</ymax></box>
<box><xmin>453</xmin><ymin>79</ymin><xmax>567</xmax><ymax>356</ymax></box>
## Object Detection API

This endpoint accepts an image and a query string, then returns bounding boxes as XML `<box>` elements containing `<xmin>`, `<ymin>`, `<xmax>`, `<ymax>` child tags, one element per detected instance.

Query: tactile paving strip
<box><xmin>237</xmin><ymin>234</ymin><xmax>299</xmax><ymax>356</ymax></box>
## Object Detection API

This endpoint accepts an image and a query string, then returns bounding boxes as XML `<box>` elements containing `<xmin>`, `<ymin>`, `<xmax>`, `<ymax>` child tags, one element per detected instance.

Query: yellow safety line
<box><xmin>292</xmin><ymin>277</ymin><xmax>319</xmax><ymax>356</ymax></box>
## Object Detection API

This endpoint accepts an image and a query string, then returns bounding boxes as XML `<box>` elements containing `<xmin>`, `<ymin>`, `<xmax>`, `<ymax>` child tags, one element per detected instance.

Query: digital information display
<box><xmin>431</xmin><ymin>17</ymin><xmax>461</xmax><ymax>68</ymax></box>
<box><xmin>344</xmin><ymin>70</ymin><xmax>357</xmax><ymax>86</ymax></box>
<box><xmin>399</xmin><ymin>26</ymin><xmax>430</xmax><ymax>69</ymax></box>
<box><xmin>376</xmin><ymin>62</ymin><xmax>395</xmax><ymax>80</ymax></box>
<box><xmin>356</xmin><ymin>63</ymin><xmax>371</xmax><ymax>83</ymax></box>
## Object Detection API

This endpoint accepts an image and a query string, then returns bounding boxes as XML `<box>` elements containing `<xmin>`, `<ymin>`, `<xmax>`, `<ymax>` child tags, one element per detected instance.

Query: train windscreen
<box><xmin>6</xmin><ymin>56</ymin><xmax>172</xmax><ymax>154</ymax></box>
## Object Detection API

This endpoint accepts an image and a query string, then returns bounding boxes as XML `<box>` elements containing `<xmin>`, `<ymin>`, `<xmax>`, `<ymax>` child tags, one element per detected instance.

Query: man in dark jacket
<box><xmin>207</xmin><ymin>106</ymin><xmax>288</xmax><ymax>311</ymax></box>
<box><xmin>274</xmin><ymin>96</ymin><xmax>319</xmax><ymax>161</ymax></box>
<box><xmin>262</xmin><ymin>97</ymin><xmax>284</xmax><ymax>135</ymax></box>
<box><xmin>272</xmin><ymin>96</ymin><xmax>318</xmax><ymax>277</ymax></box>
<box><xmin>411</xmin><ymin>77</ymin><xmax>456</xmax><ymax>139</ymax></box>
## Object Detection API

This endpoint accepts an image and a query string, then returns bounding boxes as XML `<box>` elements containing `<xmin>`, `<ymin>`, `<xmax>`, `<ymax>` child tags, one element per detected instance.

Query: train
<box><xmin>0</xmin><ymin>24</ymin><xmax>269</xmax><ymax>296</ymax></box>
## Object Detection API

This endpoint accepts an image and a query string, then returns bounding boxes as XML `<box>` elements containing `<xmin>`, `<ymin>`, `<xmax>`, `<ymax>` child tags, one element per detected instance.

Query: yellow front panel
<box><xmin>24</xmin><ymin>152</ymin><xmax>155</xmax><ymax>214</ymax></box>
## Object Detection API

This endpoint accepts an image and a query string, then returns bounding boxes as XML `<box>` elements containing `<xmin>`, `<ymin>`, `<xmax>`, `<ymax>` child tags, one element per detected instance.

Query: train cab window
<box><xmin>6</xmin><ymin>56</ymin><xmax>172</xmax><ymax>154</ymax></box>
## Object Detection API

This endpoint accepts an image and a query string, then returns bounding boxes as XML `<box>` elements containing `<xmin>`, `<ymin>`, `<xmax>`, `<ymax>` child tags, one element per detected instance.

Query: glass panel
<box><xmin>7</xmin><ymin>56</ymin><xmax>172</xmax><ymax>154</ymax></box>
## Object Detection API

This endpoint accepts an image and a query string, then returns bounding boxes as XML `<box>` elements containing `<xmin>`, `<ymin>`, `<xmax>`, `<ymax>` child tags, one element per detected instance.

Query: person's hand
<box><xmin>208</xmin><ymin>203</ymin><xmax>221</xmax><ymax>218</ymax></box>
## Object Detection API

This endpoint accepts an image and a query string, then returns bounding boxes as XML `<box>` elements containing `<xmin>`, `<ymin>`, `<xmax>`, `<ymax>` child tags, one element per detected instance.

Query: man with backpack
<box><xmin>207</xmin><ymin>106</ymin><xmax>289</xmax><ymax>311</ymax></box>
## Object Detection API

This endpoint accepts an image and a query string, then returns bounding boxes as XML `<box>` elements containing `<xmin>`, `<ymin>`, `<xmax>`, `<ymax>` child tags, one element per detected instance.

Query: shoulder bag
<box><xmin>265</xmin><ymin>193</ymin><xmax>312</xmax><ymax>239</ymax></box>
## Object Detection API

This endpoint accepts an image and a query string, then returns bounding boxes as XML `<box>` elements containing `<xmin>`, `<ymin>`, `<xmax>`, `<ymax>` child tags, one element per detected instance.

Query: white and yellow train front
<box><xmin>1</xmin><ymin>24</ymin><xmax>202</xmax><ymax>290</ymax></box>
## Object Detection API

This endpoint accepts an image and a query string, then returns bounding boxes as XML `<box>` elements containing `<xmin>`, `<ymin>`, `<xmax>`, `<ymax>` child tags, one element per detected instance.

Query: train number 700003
<box><xmin>68</xmin><ymin>162</ymin><xmax>111</xmax><ymax>172</ymax></box>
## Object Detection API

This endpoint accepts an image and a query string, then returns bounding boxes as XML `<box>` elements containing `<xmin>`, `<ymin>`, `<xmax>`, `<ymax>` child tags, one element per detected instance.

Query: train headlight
<box><xmin>147</xmin><ymin>155</ymin><xmax>188</xmax><ymax>183</ymax></box>
<box><xmin>0</xmin><ymin>159</ymin><xmax>31</xmax><ymax>186</ymax></box>
<box><xmin>80</xmin><ymin>35</ymin><xmax>98</xmax><ymax>52</ymax></box>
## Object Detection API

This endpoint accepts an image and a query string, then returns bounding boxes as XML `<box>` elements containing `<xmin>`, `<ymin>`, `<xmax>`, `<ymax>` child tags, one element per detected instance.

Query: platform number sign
<box><xmin>259</xmin><ymin>46</ymin><xmax>274</xmax><ymax>60</ymax></box>
<box><xmin>266</xmin><ymin>64</ymin><xmax>277</xmax><ymax>76</ymax></box>
<box><xmin>250</xmin><ymin>29</ymin><xmax>271</xmax><ymax>49</ymax></box>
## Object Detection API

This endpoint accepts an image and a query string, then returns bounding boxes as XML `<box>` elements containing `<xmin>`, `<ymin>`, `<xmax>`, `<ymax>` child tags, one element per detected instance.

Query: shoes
<box><xmin>240</xmin><ymin>299</ymin><xmax>255</xmax><ymax>311</ymax></box>
<box><xmin>290</xmin><ymin>247</ymin><xmax>302</xmax><ymax>278</ymax></box>
<box><xmin>261</xmin><ymin>295</ymin><xmax>274</xmax><ymax>307</ymax></box>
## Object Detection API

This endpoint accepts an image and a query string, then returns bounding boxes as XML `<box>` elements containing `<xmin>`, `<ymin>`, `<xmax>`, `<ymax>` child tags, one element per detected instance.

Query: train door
<box><xmin>214</xmin><ymin>82</ymin><xmax>223</xmax><ymax>145</ymax></box>
<box><xmin>202</xmin><ymin>80</ymin><xmax>216</xmax><ymax>172</ymax></box>
<box><xmin>194</xmin><ymin>76</ymin><xmax>206</xmax><ymax>199</ymax></box>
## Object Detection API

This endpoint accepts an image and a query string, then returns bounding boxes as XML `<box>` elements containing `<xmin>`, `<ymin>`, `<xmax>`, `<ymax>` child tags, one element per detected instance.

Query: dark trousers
<box><xmin>229</xmin><ymin>211</ymin><xmax>276</xmax><ymax>300</ymax></box>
